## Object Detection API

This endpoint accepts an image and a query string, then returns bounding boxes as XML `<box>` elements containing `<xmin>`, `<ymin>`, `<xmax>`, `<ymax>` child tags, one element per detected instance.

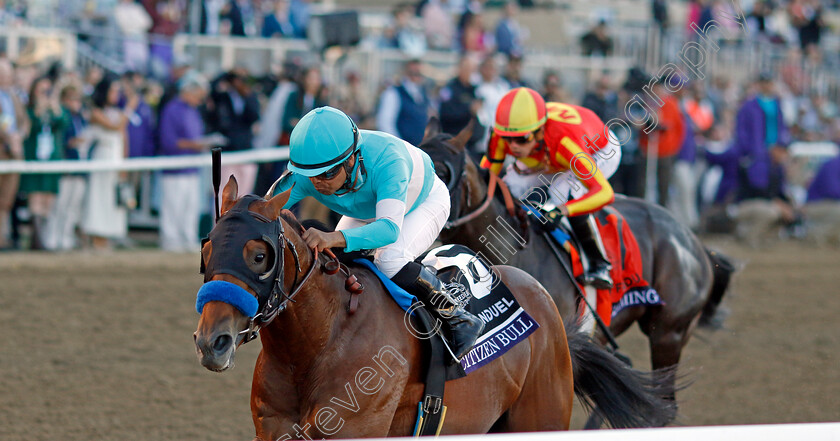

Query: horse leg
<box><xmin>490</xmin><ymin>272</ymin><xmax>575</xmax><ymax>433</ymax></box>
<box><xmin>640</xmin><ymin>310</ymin><xmax>689</xmax><ymax>407</ymax></box>
<box><xmin>498</xmin><ymin>324</ymin><xmax>574</xmax><ymax>431</ymax></box>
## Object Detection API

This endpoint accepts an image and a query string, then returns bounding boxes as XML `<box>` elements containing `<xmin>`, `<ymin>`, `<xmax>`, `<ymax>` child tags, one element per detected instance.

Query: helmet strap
<box><xmin>334</xmin><ymin>151</ymin><xmax>366</xmax><ymax>196</ymax></box>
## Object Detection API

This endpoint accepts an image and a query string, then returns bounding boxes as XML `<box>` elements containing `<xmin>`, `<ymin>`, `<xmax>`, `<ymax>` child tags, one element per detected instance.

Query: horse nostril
<box><xmin>212</xmin><ymin>334</ymin><xmax>233</xmax><ymax>354</ymax></box>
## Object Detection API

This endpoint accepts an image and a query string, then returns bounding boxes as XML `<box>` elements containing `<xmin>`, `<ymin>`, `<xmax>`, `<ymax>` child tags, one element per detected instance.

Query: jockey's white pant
<box><xmin>503</xmin><ymin>131</ymin><xmax>622</xmax><ymax>209</ymax></box>
<box><xmin>336</xmin><ymin>177</ymin><xmax>450</xmax><ymax>278</ymax></box>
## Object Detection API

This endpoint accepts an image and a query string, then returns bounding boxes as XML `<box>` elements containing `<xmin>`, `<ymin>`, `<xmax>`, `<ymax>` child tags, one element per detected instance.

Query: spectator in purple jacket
<box><xmin>807</xmin><ymin>155</ymin><xmax>840</xmax><ymax>203</ymax></box>
<box><xmin>730</xmin><ymin>73</ymin><xmax>797</xmax><ymax>245</ymax></box>
<box><xmin>733</xmin><ymin>72</ymin><xmax>792</xmax><ymax>204</ymax></box>
<box><xmin>805</xmin><ymin>154</ymin><xmax>840</xmax><ymax>244</ymax></box>
<box><xmin>157</xmin><ymin>71</ymin><xmax>212</xmax><ymax>252</ymax></box>
<box><xmin>122</xmin><ymin>72</ymin><xmax>156</xmax><ymax>158</ymax></box>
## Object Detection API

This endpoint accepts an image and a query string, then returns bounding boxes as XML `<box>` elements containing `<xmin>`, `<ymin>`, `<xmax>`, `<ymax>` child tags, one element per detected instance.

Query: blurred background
<box><xmin>1</xmin><ymin>0</ymin><xmax>840</xmax><ymax>250</ymax></box>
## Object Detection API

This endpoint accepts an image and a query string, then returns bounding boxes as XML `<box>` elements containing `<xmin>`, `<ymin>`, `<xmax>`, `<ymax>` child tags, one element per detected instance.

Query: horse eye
<box><xmin>255</xmin><ymin>253</ymin><xmax>266</xmax><ymax>263</ymax></box>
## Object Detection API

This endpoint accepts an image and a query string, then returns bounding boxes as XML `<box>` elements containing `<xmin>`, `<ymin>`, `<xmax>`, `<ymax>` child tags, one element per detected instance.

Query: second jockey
<box><xmin>273</xmin><ymin>106</ymin><xmax>484</xmax><ymax>359</ymax></box>
<box><xmin>482</xmin><ymin>87</ymin><xmax>622</xmax><ymax>289</ymax></box>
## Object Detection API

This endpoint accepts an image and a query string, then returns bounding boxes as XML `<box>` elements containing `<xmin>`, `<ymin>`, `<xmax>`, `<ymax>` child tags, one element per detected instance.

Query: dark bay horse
<box><xmin>419</xmin><ymin>123</ymin><xmax>734</xmax><ymax>412</ymax></box>
<box><xmin>193</xmin><ymin>177</ymin><xmax>677</xmax><ymax>439</ymax></box>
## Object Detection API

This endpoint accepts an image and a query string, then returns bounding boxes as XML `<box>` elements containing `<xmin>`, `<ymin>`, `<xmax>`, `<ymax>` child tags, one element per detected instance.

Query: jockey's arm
<box><xmin>480</xmin><ymin>133</ymin><xmax>507</xmax><ymax>175</ymax></box>
<box><xmin>339</xmin><ymin>156</ymin><xmax>410</xmax><ymax>252</ymax></box>
<box><xmin>339</xmin><ymin>202</ymin><xmax>402</xmax><ymax>252</ymax></box>
<box><xmin>555</xmin><ymin>136</ymin><xmax>615</xmax><ymax>216</ymax></box>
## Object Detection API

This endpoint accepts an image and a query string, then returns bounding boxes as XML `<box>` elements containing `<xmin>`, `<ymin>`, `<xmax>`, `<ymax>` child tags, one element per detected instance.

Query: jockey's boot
<box><xmin>568</xmin><ymin>214</ymin><xmax>613</xmax><ymax>290</ymax></box>
<box><xmin>392</xmin><ymin>262</ymin><xmax>485</xmax><ymax>360</ymax></box>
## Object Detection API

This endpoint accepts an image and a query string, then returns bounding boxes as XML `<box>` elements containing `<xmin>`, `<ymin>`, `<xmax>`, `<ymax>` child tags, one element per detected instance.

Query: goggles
<box><xmin>502</xmin><ymin>131</ymin><xmax>536</xmax><ymax>145</ymax></box>
<box><xmin>313</xmin><ymin>161</ymin><xmax>345</xmax><ymax>181</ymax></box>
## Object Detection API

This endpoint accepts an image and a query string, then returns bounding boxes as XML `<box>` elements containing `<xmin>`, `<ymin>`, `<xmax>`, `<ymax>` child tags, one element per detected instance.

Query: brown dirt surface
<box><xmin>1</xmin><ymin>240</ymin><xmax>838</xmax><ymax>440</ymax></box>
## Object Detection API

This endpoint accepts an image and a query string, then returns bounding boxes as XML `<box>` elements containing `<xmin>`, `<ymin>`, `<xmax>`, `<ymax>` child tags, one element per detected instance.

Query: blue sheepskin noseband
<box><xmin>196</xmin><ymin>280</ymin><xmax>259</xmax><ymax>318</ymax></box>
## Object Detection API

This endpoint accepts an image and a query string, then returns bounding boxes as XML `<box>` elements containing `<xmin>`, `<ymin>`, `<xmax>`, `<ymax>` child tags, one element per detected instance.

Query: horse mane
<box><xmin>420</xmin><ymin>133</ymin><xmax>460</xmax><ymax>157</ymax></box>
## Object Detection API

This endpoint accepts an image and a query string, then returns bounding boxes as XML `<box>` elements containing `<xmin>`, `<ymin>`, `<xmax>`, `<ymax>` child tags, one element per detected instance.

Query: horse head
<box><xmin>193</xmin><ymin>176</ymin><xmax>314</xmax><ymax>372</ymax></box>
<box><xmin>419</xmin><ymin>119</ymin><xmax>529</xmax><ymax>245</ymax></box>
<box><xmin>420</xmin><ymin>119</ymin><xmax>487</xmax><ymax>230</ymax></box>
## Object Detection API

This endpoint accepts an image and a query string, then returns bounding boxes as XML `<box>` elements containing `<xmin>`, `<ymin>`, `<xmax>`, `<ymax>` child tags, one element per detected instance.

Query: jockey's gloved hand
<box><xmin>548</xmin><ymin>207</ymin><xmax>569</xmax><ymax>230</ymax></box>
<box><xmin>535</xmin><ymin>207</ymin><xmax>564</xmax><ymax>233</ymax></box>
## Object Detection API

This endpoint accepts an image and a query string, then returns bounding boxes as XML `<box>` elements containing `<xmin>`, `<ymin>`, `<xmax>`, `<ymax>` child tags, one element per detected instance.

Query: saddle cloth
<box><xmin>548</xmin><ymin>207</ymin><xmax>663</xmax><ymax>326</ymax></box>
<box><xmin>355</xmin><ymin>244</ymin><xmax>539</xmax><ymax>374</ymax></box>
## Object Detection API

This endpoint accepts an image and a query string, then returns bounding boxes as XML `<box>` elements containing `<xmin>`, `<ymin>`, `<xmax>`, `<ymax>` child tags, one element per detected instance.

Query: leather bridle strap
<box><xmin>238</xmin><ymin>234</ymin><xmax>320</xmax><ymax>343</ymax></box>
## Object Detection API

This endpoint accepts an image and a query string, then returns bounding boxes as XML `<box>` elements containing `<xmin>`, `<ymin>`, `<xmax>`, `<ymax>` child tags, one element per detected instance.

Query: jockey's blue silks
<box><xmin>196</xmin><ymin>195</ymin><xmax>283</xmax><ymax>318</ymax></box>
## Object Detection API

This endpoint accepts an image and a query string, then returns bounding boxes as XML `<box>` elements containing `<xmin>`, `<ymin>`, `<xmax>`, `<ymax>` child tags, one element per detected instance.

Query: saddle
<box><xmin>355</xmin><ymin>244</ymin><xmax>540</xmax><ymax>436</ymax></box>
<box><xmin>526</xmin><ymin>204</ymin><xmax>662</xmax><ymax>327</ymax></box>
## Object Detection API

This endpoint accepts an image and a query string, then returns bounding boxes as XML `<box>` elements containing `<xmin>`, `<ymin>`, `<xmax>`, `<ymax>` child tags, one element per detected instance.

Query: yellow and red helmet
<box><xmin>494</xmin><ymin>87</ymin><xmax>547</xmax><ymax>137</ymax></box>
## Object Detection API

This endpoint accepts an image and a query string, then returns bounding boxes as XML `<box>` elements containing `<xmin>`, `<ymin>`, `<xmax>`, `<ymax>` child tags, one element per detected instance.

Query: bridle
<box><xmin>200</xmin><ymin>197</ymin><xmax>362</xmax><ymax>344</ymax></box>
<box><xmin>233</xmin><ymin>216</ymin><xmax>317</xmax><ymax>344</ymax></box>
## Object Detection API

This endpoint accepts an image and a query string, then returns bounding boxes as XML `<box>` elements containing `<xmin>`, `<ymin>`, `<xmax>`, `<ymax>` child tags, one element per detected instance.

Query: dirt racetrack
<box><xmin>1</xmin><ymin>239</ymin><xmax>838</xmax><ymax>440</ymax></box>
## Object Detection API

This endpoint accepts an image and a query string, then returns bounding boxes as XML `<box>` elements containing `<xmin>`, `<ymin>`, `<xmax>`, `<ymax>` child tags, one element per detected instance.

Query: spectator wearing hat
<box><xmin>158</xmin><ymin>72</ymin><xmax>214</xmax><ymax>252</ymax></box>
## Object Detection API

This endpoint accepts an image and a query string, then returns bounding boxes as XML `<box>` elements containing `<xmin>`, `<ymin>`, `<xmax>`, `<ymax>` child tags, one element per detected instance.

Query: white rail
<box><xmin>0</xmin><ymin>148</ymin><xmax>290</xmax><ymax>174</ymax></box>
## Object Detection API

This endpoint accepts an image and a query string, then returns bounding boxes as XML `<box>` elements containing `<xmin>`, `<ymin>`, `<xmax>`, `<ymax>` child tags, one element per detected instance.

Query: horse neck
<box><xmin>258</xmin><ymin>221</ymin><xmax>345</xmax><ymax>372</ymax></box>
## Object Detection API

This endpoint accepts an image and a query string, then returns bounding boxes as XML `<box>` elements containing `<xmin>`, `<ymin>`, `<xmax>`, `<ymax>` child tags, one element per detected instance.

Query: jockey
<box><xmin>481</xmin><ymin>87</ymin><xmax>621</xmax><ymax>289</ymax></box>
<box><xmin>273</xmin><ymin>106</ymin><xmax>484</xmax><ymax>359</ymax></box>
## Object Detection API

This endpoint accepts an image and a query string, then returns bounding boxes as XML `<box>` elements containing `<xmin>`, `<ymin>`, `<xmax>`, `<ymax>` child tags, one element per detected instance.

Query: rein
<box><xmin>443</xmin><ymin>170</ymin><xmax>529</xmax><ymax>246</ymax></box>
<box><xmin>237</xmin><ymin>224</ymin><xmax>364</xmax><ymax>343</ymax></box>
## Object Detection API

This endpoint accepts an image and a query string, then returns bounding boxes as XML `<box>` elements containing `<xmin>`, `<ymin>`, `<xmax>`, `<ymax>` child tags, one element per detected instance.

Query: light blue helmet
<box><xmin>287</xmin><ymin>106</ymin><xmax>359</xmax><ymax>177</ymax></box>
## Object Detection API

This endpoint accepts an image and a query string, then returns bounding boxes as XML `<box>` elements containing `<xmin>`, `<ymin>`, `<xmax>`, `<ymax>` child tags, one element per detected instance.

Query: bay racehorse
<box><xmin>419</xmin><ymin>121</ymin><xmax>735</xmax><ymax>416</ymax></box>
<box><xmin>193</xmin><ymin>176</ymin><xmax>677</xmax><ymax>439</ymax></box>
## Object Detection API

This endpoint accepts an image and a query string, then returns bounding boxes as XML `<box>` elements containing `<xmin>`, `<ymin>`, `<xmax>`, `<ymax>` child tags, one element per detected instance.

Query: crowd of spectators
<box><xmin>2</xmin><ymin>0</ymin><xmax>840</xmax><ymax>251</ymax></box>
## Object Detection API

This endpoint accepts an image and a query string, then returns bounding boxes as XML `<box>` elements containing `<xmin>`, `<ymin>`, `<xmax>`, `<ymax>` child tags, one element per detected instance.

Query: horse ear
<box><xmin>220</xmin><ymin>175</ymin><xmax>238</xmax><ymax>215</ymax></box>
<box><xmin>265</xmin><ymin>185</ymin><xmax>294</xmax><ymax>219</ymax></box>
<box><xmin>422</xmin><ymin>117</ymin><xmax>442</xmax><ymax>144</ymax></box>
<box><xmin>449</xmin><ymin>118</ymin><xmax>475</xmax><ymax>152</ymax></box>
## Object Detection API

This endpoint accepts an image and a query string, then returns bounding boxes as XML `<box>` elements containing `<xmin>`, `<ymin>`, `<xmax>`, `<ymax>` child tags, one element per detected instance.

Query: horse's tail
<box><xmin>565</xmin><ymin>320</ymin><xmax>679</xmax><ymax>428</ymax></box>
<box><xmin>699</xmin><ymin>248</ymin><xmax>737</xmax><ymax>328</ymax></box>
